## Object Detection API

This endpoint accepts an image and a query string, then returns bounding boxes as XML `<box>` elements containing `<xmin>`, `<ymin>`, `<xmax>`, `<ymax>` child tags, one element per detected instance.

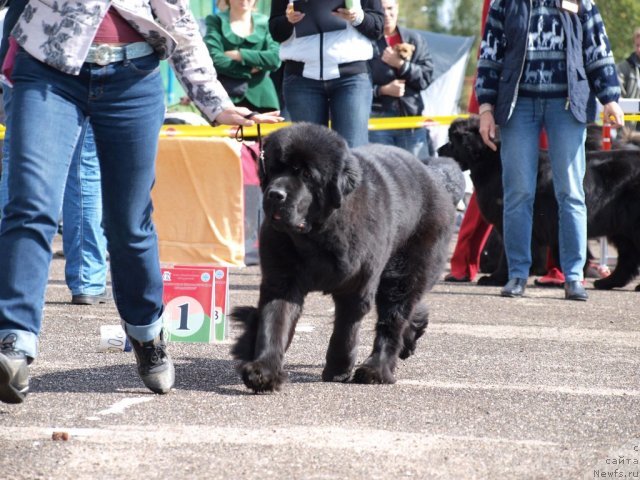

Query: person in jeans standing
<box><xmin>475</xmin><ymin>0</ymin><xmax>624</xmax><ymax>301</ymax></box>
<box><xmin>0</xmin><ymin>1</ymin><xmax>109</xmax><ymax>306</ymax></box>
<box><xmin>368</xmin><ymin>0</ymin><xmax>434</xmax><ymax>160</ymax></box>
<box><xmin>269</xmin><ymin>0</ymin><xmax>383</xmax><ymax>147</ymax></box>
<box><xmin>0</xmin><ymin>0</ymin><xmax>281</xmax><ymax>405</ymax></box>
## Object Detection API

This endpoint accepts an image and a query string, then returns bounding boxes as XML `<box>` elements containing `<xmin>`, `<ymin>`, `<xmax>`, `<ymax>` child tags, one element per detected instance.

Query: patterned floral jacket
<box><xmin>2</xmin><ymin>0</ymin><xmax>232</xmax><ymax>123</ymax></box>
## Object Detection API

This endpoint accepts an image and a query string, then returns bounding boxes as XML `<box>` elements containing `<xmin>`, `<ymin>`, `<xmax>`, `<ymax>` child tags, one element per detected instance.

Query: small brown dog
<box><xmin>394</xmin><ymin>42</ymin><xmax>415</xmax><ymax>60</ymax></box>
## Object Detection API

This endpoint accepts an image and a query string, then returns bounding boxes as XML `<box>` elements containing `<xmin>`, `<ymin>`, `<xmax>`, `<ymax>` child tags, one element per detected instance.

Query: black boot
<box><xmin>0</xmin><ymin>334</ymin><xmax>30</xmax><ymax>404</ymax></box>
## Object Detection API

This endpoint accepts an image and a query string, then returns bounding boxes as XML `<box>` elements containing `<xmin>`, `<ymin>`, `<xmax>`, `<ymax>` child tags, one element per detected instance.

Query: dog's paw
<box><xmin>240</xmin><ymin>360</ymin><xmax>287</xmax><ymax>393</ymax></box>
<box><xmin>477</xmin><ymin>275</ymin><xmax>506</xmax><ymax>286</ymax></box>
<box><xmin>352</xmin><ymin>364</ymin><xmax>396</xmax><ymax>384</ymax></box>
<box><xmin>398</xmin><ymin>343</ymin><xmax>415</xmax><ymax>360</ymax></box>
<box><xmin>593</xmin><ymin>277</ymin><xmax>619</xmax><ymax>290</ymax></box>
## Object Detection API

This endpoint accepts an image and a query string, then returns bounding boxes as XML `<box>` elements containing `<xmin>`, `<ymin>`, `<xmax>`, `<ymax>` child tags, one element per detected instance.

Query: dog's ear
<box><xmin>260</xmin><ymin>134</ymin><xmax>282</xmax><ymax>190</ymax></box>
<box><xmin>328</xmin><ymin>154</ymin><xmax>362</xmax><ymax>209</ymax></box>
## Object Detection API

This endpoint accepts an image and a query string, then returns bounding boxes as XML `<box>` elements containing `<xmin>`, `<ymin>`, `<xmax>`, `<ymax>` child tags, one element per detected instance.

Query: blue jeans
<box><xmin>0</xmin><ymin>50</ymin><xmax>166</xmax><ymax>358</ymax></box>
<box><xmin>368</xmin><ymin>111</ymin><xmax>429</xmax><ymax>161</ymax></box>
<box><xmin>0</xmin><ymin>82</ymin><xmax>12</xmax><ymax>212</ymax></box>
<box><xmin>62</xmin><ymin>124</ymin><xmax>108</xmax><ymax>296</ymax></box>
<box><xmin>1</xmin><ymin>85</ymin><xmax>108</xmax><ymax>297</ymax></box>
<box><xmin>283</xmin><ymin>72</ymin><xmax>372</xmax><ymax>148</ymax></box>
<box><xmin>500</xmin><ymin>97</ymin><xmax>587</xmax><ymax>282</ymax></box>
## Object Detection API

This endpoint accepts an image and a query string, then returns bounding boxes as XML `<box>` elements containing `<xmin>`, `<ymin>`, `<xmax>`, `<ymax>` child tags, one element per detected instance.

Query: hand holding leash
<box><xmin>602</xmin><ymin>101</ymin><xmax>625</xmax><ymax>128</ymax></box>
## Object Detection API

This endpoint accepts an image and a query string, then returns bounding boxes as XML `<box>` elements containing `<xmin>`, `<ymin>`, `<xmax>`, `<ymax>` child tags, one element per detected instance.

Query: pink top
<box><xmin>93</xmin><ymin>8</ymin><xmax>145</xmax><ymax>44</ymax></box>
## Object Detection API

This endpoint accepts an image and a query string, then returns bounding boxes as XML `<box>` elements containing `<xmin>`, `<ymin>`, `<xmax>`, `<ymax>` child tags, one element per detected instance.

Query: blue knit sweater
<box><xmin>476</xmin><ymin>0</ymin><xmax>620</xmax><ymax>123</ymax></box>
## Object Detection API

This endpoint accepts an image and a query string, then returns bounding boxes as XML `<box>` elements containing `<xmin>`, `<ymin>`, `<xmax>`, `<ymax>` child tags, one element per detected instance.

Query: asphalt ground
<box><xmin>0</xmin><ymin>235</ymin><xmax>639</xmax><ymax>479</ymax></box>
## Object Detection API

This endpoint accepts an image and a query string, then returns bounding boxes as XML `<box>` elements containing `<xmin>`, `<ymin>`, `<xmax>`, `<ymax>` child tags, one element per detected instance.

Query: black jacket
<box><xmin>369</xmin><ymin>26</ymin><xmax>433</xmax><ymax>116</ymax></box>
<box><xmin>269</xmin><ymin>0</ymin><xmax>383</xmax><ymax>43</ymax></box>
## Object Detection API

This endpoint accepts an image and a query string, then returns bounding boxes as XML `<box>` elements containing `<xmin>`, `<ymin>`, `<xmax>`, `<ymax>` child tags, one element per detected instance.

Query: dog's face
<box><xmin>394</xmin><ymin>43</ymin><xmax>415</xmax><ymax>60</ymax></box>
<box><xmin>260</xmin><ymin>123</ymin><xmax>362</xmax><ymax>235</ymax></box>
<box><xmin>437</xmin><ymin>116</ymin><xmax>500</xmax><ymax>172</ymax></box>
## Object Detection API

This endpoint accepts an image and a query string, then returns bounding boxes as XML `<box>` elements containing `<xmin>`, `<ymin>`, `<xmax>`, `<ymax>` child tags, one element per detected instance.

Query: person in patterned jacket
<box><xmin>0</xmin><ymin>0</ymin><xmax>282</xmax><ymax>405</ymax></box>
<box><xmin>474</xmin><ymin>0</ymin><xmax>624</xmax><ymax>302</ymax></box>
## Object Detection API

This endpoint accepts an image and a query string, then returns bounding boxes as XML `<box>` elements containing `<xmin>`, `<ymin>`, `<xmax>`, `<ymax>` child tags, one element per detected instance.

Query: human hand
<box><xmin>286</xmin><ymin>2</ymin><xmax>305</xmax><ymax>24</ymax></box>
<box><xmin>479</xmin><ymin>111</ymin><xmax>498</xmax><ymax>151</ymax></box>
<box><xmin>332</xmin><ymin>8</ymin><xmax>360</xmax><ymax>23</ymax></box>
<box><xmin>224</xmin><ymin>50</ymin><xmax>242</xmax><ymax>62</ymax></box>
<box><xmin>381</xmin><ymin>46</ymin><xmax>404</xmax><ymax>69</ymax></box>
<box><xmin>216</xmin><ymin>107</ymin><xmax>284</xmax><ymax>126</ymax></box>
<box><xmin>381</xmin><ymin>79</ymin><xmax>405</xmax><ymax>97</ymax></box>
<box><xmin>602</xmin><ymin>101</ymin><xmax>625</xmax><ymax>128</ymax></box>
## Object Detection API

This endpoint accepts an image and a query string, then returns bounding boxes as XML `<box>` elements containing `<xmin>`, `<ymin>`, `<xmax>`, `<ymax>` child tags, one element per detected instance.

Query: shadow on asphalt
<box><xmin>30</xmin><ymin>358</ymin><xmax>325</xmax><ymax>396</ymax></box>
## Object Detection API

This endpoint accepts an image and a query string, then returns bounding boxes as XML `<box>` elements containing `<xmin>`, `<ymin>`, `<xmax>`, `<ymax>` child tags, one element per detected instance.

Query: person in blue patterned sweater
<box><xmin>474</xmin><ymin>0</ymin><xmax>624</xmax><ymax>302</ymax></box>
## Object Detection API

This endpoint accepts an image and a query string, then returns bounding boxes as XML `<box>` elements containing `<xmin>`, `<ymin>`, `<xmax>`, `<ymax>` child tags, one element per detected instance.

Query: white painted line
<box><xmin>295</xmin><ymin>324</ymin><xmax>315</xmax><ymax>333</ymax></box>
<box><xmin>94</xmin><ymin>397</ymin><xmax>153</xmax><ymax>416</ymax></box>
<box><xmin>0</xmin><ymin>426</ymin><xmax>560</xmax><ymax>450</ymax></box>
<box><xmin>396</xmin><ymin>379</ymin><xmax>640</xmax><ymax>397</ymax></box>
<box><xmin>429</xmin><ymin>323</ymin><xmax>640</xmax><ymax>347</ymax></box>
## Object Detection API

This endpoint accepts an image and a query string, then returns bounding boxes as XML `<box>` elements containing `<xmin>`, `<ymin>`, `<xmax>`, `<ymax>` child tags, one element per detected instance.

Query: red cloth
<box><xmin>448</xmin><ymin>192</ymin><xmax>493</xmax><ymax>280</ymax></box>
<box><xmin>385</xmin><ymin>32</ymin><xmax>402</xmax><ymax>48</ymax></box>
<box><xmin>1</xmin><ymin>36</ymin><xmax>18</xmax><ymax>84</ymax></box>
<box><xmin>241</xmin><ymin>143</ymin><xmax>261</xmax><ymax>186</ymax></box>
<box><xmin>93</xmin><ymin>7</ymin><xmax>144</xmax><ymax>44</ymax></box>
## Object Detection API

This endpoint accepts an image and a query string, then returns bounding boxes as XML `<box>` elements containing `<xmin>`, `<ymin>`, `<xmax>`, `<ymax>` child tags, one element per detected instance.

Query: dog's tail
<box><xmin>230</xmin><ymin>306</ymin><xmax>259</xmax><ymax>361</ymax></box>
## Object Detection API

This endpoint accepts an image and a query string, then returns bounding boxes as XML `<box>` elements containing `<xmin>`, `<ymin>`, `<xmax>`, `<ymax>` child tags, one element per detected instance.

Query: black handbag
<box><xmin>218</xmin><ymin>74</ymin><xmax>249</xmax><ymax>98</ymax></box>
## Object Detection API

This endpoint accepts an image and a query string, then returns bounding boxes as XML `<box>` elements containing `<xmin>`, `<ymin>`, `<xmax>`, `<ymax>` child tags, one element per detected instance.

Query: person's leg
<box><xmin>282</xmin><ymin>73</ymin><xmax>328</xmax><ymax>126</ymax></box>
<box><xmin>368</xmin><ymin>129</ymin><xmax>395</xmax><ymax>146</ymax></box>
<box><xmin>328</xmin><ymin>73</ymin><xmax>373</xmax><ymax>148</ymax></box>
<box><xmin>0</xmin><ymin>51</ymin><xmax>84</xmax><ymax>360</ymax></box>
<box><xmin>89</xmin><ymin>54</ymin><xmax>173</xmax><ymax>393</ymax></box>
<box><xmin>543</xmin><ymin>98</ymin><xmax>587</xmax><ymax>283</ymax></box>
<box><xmin>62</xmin><ymin>123</ymin><xmax>109</xmax><ymax>302</ymax></box>
<box><xmin>499</xmin><ymin>97</ymin><xmax>543</xmax><ymax>281</ymax></box>
<box><xmin>368</xmin><ymin>111</ymin><xmax>400</xmax><ymax>147</ymax></box>
<box><xmin>88</xmin><ymin>55</ymin><xmax>166</xmax><ymax>340</ymax></box>
<box><xmin>402</xmin><ymin>127</ymin><xmax>428</xmax><ymax>161</ymax></box>
<box><xmin>0</xmin><ymin>83</ymin><xmax>13</xmax><ymax>216</ymax></box>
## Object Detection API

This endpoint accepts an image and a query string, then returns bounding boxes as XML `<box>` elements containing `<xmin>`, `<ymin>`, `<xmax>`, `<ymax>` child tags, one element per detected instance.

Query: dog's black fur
<box><xmin>438</xmin><ymin>116</ymin><xmax>640</xmax><ymax>291</ymax></box>
<box><xmin>231</xmin><ymin>123</ymin><xmax>456</xmax><ymax>392</ymax></box>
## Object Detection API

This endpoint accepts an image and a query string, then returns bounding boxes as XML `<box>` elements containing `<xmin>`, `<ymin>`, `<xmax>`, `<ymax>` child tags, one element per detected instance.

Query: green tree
<box><xmin>399</xmin><ymin>0</ymin><xmax>447</xmax><ymax>32</ymax></box>
<box><xmin>597</xmin><ymin>0</ymin><xmax>640</xmax><ymax>64</ymax></box>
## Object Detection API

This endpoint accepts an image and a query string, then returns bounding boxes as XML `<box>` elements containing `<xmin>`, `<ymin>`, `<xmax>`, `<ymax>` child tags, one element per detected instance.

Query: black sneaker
<box><xmin>71</xmin><ymin>289</ymin><xmax>112</xmax><ymax>305</ymax></box>
<box><xmin>128</xmin><ymin>331</ymin><xmax>174</xmax><ymax>394</ymax></box>
<box><xmin>0</xmin><ymin>334</ymin><xmax>30</xmax><ymax>404</ymax></box>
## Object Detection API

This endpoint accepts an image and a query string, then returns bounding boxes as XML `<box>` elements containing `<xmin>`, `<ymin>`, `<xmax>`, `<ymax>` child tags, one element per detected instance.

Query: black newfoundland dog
<box><xmin>232</xmin><ymin>123</ymin><xmax>456</xmax><ymax>393</ymax></box>
<box><xmin>438</xmin><ymin>116</ymin><xmax>640</xmax><ymax>291</ymax></box>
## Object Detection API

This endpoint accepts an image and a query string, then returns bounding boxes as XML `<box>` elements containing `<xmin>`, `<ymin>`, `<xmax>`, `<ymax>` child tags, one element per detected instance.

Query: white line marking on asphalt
<box><xmin>430</xmin><ymin>323</ymin><xmax>640</xmax><ymax>347</ymax></box>
<box><xmin>396</xmin><ymin>379</ymin><xmax>640</xmax><ymax>397</ymax></box>
<box><xmin>295</xmin><ymin>324</ymin><xmax>315</xmax><ymax>332</ymax></box>
<box><xmin>0</xmin><ymin>426</ymin><xmax>560</xmax><ymax>450</ymax></box>
<box><xmin>93</xmin><ymin>397</ymin><xmax>153</xmax><ymax>416</ymax></box>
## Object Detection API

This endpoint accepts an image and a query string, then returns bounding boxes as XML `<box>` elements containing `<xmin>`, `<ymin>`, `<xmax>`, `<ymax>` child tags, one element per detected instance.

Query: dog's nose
<box><xmin>267</xmin><ymin>187</ymin><xmax>287</xmax><ymax>203</ymax></box>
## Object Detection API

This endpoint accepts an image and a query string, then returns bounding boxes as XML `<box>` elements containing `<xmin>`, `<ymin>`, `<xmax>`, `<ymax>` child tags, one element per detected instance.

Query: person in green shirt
<box><xmin>204</xmin><ymin>0</ymin><xmax>281</xmax><ymax>112</ymax></box>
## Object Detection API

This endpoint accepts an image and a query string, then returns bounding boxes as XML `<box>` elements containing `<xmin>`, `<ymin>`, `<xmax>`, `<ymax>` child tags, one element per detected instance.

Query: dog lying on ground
<box><xmin>231</xmin><ymin>123</ymin><xmax>456</xmax><ymax>392</ymax></box>
<box><xmin>438</xmin><ymin>116</ymin><xmax>640</xmax><ymax>291</ymax></box>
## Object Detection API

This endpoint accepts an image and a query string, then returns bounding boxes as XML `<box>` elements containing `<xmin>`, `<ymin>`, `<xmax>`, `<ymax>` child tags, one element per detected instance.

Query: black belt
<box><xmin>284</xmin><ymin>60</ymin><xmax>369</xmax><ymax>77</ymax></box>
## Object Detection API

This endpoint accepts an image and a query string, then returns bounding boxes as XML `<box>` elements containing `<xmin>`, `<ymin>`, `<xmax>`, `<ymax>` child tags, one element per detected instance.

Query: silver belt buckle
<box><xmin>94</xmin><ymin>44</ymin><xmax>115</xmax><ymax>66</ymax></box>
